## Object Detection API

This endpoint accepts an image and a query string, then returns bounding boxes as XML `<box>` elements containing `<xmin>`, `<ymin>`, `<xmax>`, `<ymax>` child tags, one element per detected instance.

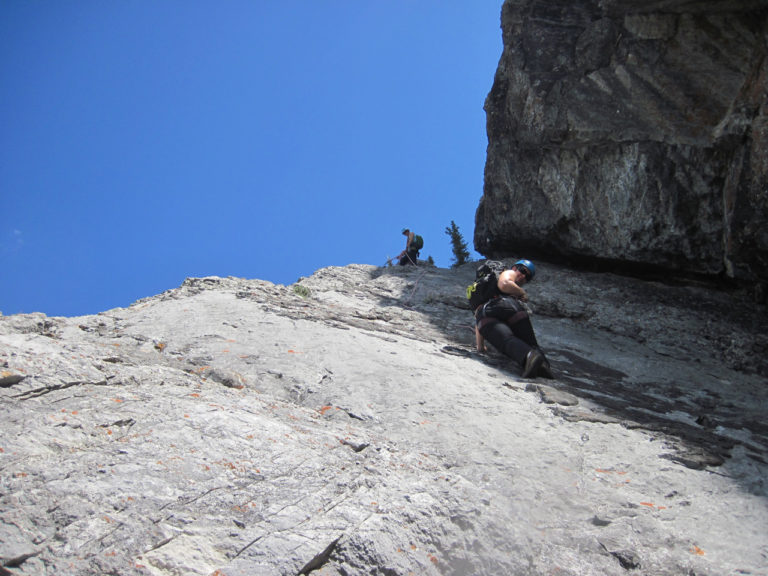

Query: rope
<box><xmin>403</xmin><ymin>268</ymin><xmax>428</xmax><ymax>306</ymax></box>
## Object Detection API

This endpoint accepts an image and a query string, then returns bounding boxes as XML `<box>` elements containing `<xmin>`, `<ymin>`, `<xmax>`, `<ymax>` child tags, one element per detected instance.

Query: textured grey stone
<box><xmin>0</xmin><ymin>263</ymin><xmax>766</xmax><ymax>575</ymax></box>
<box><xmin>477</xmin><ymin>0</ymin><xmax>768</xmax><ymax>288</ymax></box>
<box><xmin>526</xmin><ymin>383</ymin><xmax>580</xmax><ymax>406</ymax></box>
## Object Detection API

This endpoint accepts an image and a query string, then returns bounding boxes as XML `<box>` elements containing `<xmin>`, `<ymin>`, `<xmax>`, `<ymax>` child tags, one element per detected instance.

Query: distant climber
<box><xmin>470</xmin><ymin>259</ymin><xmax>553</xmax><ymax>378</ymax></box>
<box><xmin>397</xmin><ymin>228</ymin><xmax>423</xmax><ymax>265</ymax></box>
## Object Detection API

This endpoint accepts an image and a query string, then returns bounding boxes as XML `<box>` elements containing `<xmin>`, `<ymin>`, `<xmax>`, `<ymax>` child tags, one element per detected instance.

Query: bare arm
<box><xmin>497</xmin><ymin>270</ymin><xmax>528</xmax><ymax>301</ymax></box>
<box><xmin>399</xmin><ymin>231</ymin><xmax>415</xmax><ymax>258</ymax></box>
<box><xmin>475</xmin><ymin>325</ymin><xmax>486</xmax><ymax>353</ymax></box>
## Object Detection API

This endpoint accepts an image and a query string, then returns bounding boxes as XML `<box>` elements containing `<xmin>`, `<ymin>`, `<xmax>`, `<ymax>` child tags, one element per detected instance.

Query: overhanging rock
<box><xmin>477</xmin><ymin>0</ymin><xmax>768</xmax><ymax>286</ymax></box>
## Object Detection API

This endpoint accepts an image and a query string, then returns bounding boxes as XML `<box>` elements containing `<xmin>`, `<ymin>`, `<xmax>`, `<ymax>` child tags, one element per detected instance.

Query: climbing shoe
<box><xmin>522</xmin><ymin>349</ymin><xmax>544</xmax><ymax>379</ymax></box>
<box><xmin>537</xmin><ymin>350</ymin><xmax>554</xmax><ymax>379</ymax></box>
<box><xmin>538</xmin><ymin>358</ymin><xmax>554</xmax><ymax>379</ymax></box>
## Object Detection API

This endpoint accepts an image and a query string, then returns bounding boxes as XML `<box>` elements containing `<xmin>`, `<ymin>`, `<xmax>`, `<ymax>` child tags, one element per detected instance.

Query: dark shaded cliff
<box><xmin>476</xmin><ymin>0</ymin><xmax>768</xmax><ymax>291</ymax></box>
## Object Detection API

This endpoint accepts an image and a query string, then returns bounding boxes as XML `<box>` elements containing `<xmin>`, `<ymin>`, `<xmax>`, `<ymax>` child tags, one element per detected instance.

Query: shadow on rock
<box><xmin>370</xmin><ymin>261</ymin><xmax>768</xmax><ymax>490</ymax></box>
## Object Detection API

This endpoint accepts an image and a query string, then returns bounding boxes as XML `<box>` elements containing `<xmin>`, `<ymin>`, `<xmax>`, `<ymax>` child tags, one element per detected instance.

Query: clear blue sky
<box><xmin>1</xmin><ymin>1</ymin><xmax>502</xmax><ymax>317</ymax></box>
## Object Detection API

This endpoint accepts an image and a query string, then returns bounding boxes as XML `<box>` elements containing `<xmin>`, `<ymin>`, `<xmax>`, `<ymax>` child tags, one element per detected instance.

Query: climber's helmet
<box><xmin>513</xmin><ymin>259</ymin><xmax>535</xmax><ymax>282</ymax></box>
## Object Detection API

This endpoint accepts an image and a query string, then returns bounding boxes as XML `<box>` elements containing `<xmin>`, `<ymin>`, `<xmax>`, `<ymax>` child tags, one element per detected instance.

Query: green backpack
<box><xmin>466</xmin><ymin>260</ymin><xmax>506</xmax><ymax>310</ymax></box>
<box><xmin>411</xmin><ymin>234</ymin><xmax>424</xmax><ymax>251</ymax></box>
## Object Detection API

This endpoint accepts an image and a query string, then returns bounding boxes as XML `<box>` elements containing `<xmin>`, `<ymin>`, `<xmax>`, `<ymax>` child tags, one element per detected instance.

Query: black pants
<box><xmin>399</xmin><ymin>250</ymin><xmax>419</xmax><ymax>265</ymax></box>
<box><xmin>477</xmin><ymin>297</ymin><xmax>539</xmax><ymax>366</ymax></box>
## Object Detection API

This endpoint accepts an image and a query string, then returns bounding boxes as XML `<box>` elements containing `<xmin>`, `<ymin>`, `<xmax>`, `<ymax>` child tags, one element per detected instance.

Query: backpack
<box><xmin>466</xmin><ymin>260</ymin><xmax>506</xmax><ymax>310</ymax></box>
<box><xmin>411</xmin><ymin>234</ymin><xmax>424</xmax><ymax>251</ymax></box>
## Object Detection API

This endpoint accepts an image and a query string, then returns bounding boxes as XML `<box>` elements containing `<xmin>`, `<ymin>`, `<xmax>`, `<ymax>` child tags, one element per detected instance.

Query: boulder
<box><xmin>476</xmin><ymin>0</ymin><xmax>768</xmax><ymax>289</ymax></box>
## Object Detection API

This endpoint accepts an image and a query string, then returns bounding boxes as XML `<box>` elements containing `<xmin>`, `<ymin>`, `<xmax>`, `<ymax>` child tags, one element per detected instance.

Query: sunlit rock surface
<box><xmin>1</xmin><ymin>263</ymin><xmax>766</xmax><ymax>575</ymax></box>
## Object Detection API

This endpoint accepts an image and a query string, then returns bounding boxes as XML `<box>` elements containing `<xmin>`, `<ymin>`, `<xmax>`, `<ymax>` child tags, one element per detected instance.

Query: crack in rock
<box><xmin>298</xmin><ymin>536</ymin><xmax>342</xmax><ymax>575</ymax></box>
<box><xmin>14</xmin><ymin>379</ymin><xmax>108</xmax><ymax>399</ymax></box>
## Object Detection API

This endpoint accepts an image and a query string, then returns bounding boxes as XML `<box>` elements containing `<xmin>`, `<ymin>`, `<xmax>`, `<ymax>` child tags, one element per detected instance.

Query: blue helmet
<box><xmin>513</xmin><ymin>259</ymin><xmax>535</xmax><ymax>280</ymax></box>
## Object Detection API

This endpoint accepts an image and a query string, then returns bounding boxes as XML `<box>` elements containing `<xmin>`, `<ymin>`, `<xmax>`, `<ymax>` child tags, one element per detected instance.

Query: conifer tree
<box><xmin>445</xmin><ymin>220</ymin><xmax>471</xmax><ymax>268</ymax></box>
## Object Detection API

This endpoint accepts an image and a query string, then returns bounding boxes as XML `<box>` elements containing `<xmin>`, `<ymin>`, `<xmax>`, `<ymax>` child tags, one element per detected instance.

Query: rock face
<box><xmin>1</xmin><ymin>263</ymin><xmax>767</xmax><ymax>575</ymax></box>
<box><xmin>476</xmin><ymin>0</ymin><xmax>768</xmax><ymax>287</ymax></box>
